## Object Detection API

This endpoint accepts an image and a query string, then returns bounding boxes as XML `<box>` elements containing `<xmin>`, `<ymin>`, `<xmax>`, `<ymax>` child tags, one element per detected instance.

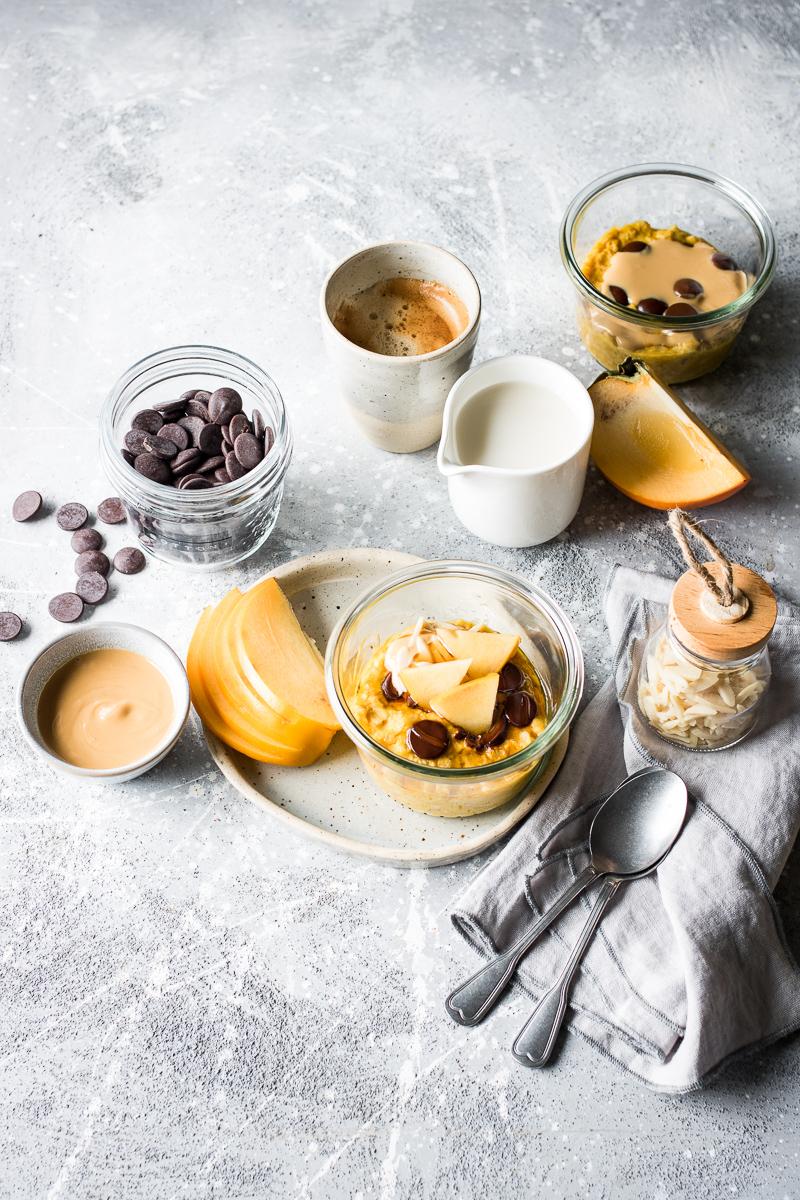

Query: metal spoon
<box><xmin>446</xmin><ymin>767</ymin><xmax>687</xmax><ymax>1027</ymax></box>
<box><xmin>512</xmin><ymin>769</ymin><xmax>688</xmax><ymax>1068</ymax></box>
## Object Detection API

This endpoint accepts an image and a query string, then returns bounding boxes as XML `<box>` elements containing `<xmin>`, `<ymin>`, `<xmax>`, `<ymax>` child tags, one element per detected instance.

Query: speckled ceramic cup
<box><xmin>320</xmin><ymin>241</ymin><xmax>481</xmax><ymax>453</ymax></box>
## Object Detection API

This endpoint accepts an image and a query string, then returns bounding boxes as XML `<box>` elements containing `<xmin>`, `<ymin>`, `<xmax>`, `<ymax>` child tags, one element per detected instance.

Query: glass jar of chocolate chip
<box><xmin>100</xmin><ymin>345</ymin><xmax>292</xmax><ymax>569</ymax></box>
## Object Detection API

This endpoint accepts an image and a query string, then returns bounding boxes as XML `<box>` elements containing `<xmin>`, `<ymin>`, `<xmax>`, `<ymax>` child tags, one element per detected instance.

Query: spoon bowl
<box><xmin>589</xmin><ymin>766</ymin><xmax>688</xmax><ymax>877</ymax></box>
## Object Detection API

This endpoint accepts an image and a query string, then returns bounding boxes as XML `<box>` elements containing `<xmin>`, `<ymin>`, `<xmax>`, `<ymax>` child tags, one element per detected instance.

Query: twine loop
<box><xmin>668</xmin><ymin>508</ymin><xmax>735</xmax><ymax>609</ymax></box>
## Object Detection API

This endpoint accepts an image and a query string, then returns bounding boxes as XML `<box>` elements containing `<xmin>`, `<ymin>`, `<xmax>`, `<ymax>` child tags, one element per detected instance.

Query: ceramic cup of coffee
<box><xmin>320</xmin><ymin>241</ymin><xmax>481</xmax><ymax>453</ymax></box>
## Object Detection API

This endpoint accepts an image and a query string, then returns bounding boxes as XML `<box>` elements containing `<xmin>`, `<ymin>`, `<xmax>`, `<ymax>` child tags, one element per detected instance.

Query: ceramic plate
<box><xmin>204</xmin><ymin>548</ymin><xmax>569</xmax><ymax>868</ymax></box>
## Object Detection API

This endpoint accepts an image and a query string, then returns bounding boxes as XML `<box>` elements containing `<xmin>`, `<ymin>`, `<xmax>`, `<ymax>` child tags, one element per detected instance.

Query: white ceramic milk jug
<box><xmin>437</xmin><ymin>355</ymin><xmax>594</xmax><ymax>548</ymax></box>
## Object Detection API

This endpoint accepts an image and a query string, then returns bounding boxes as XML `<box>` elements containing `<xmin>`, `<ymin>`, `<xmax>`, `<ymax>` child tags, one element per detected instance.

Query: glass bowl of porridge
<box><xmin>560</xmin><ymin>163</ymin><xmax>776</xmax><ymax>383</ymax></box>
<box><xmin>325</xmin><ymin>560</ymin><xmax>583</xmax><ymax>818</ymax></box>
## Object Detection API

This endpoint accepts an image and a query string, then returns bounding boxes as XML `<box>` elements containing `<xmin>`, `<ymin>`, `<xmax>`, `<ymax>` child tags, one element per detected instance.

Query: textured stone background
<box><xmin>1</xmin><ymin>1</ymin><xmax>799</xmax><ymax>1196</ymax></box>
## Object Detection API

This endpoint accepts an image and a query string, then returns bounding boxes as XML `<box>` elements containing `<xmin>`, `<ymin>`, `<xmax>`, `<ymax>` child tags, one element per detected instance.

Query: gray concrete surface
<box><xmin>1</xmin><ymin>1</ymin><xmax>799</xmax><ymax>1196</ymax></box>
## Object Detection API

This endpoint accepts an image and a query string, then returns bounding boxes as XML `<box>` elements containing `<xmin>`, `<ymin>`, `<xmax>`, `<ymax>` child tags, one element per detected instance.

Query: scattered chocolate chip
<box><xmin>134</xmin><ymin>453</ymin><xmax>171</xmax><ymax>484</ymax></box>
<box><xmin>381</xmin><ymin>672</ymin><xmax>403</xmax><ymax>702</ymax></box>
<box><xmin>225</xmin><ymin>450</ymin><xmax>247</xmax><ymax>480</ymax></box>
<box><xmin>198</xmin><ymin>423</ymin><xmax>223</xmax><ymax>454</ymax></box>
<box><xmin>498</xmin><ymin>662</ymin><xmax>524</xmax><ymax>693</ymax></box>
<box><xmin>0</xmin><ymin>611</ymin><xmax>23</xmax><ymax>640</ymax></box>
<box><xmin>506</xmin><ymin>691</ymin><xmax>537</xmax><ymax>727</ymax></box>
<box><xmin>234</xmin><ymin>431</ymin><xmax>264</xmax><ymax>469</ymax></box>
<box><xmin>124</xmin><ymin>429</ymin><xmax>150</xmax><ymax>455</ymax></box>
<box><xmin>407</xmin><ymin>719</ymin><xmax>450</xmax><ymax>759</ymax></box>
<box><xmin>209</xmin><ymin>386</ymin><xmax>243</xmax><ymax>425</ymax></box>
<box><xmin>12</xmin><ymin>490</ymin><xmax>43</xmax><ymax>522</ymax></box>
<box><xmin>97</xmin><ymin>496</ymin><xmax>126</xmax><ymax>525</ymax></box>
<box><xmin>711</xmin><ymin>253</ymin><xmax>738</xmax><ymax>271</ymax></box>
<box><xmin>674</xmin><ymin>277</ymin><xmax>703</xmax><ymax>298</ymax></box>
<box><xmin>159</xmin><ymin>422</ymin><xmax>190</xmax><ymax>452</ymax></box>
<box><xmin>608</xmin><ymin>285</ymin><xmax>629</xmax><ymax>306</ymax></box>
<box><xmin>75</xmin><ymin>571</ymin><xmax>108</xmax><ymax>605</ymax></box>
<box><xmin>142</xmin><ymin>433</ymin><xmax>179</xmax><ymax>460</ymax></box>
<box><xmin>483</xmin><ymin>711</ymin><xmax>510</xmax><ymax>748</ymax></box>
<box><xmin>131</xmin><ymin>408</ymin><xmax>164</xmax><ymax>434</ymax></box>
<box><xmin>185</xmin><ymin>397</ymin><xmax>211</xmax><ymax>421</ymax></box>
<box><xmin>664</xmin><ymin>302</ymin><xmax>697</xmax><ymax>317</ymax></box>
<box><xmin>636</xmin><ymin>297</ymin><xmax>668</xmax><ymax>316</ymax></box>
<box><xmin>620</xmin><ymin>240</ymin><xmax>648</xmax><ymax>253</ymax></box>
<box><xmin>75</xmin><ymin>549</ymin><xmax>110</xmax><ymax>577</ymax></box>
<box><xmin>48</xmin><ymin>592</ymin><xmax>83</xmax><ymax>623</ymax></box>
<box><xmin>229</xmin><ymin>412</ymin><xmax>250</xmax><ymax>442</ymax></box>
<box><xmin>56</xmin><ymin>502</ymin><xmax>88</xmax><ymax>531</ymax></box>
<box><xmin>113</xmin><ymin>546</ymin><xmax>146</xmax><ymax>575</ymax></box>
<box><xmin>71</xmin><ymin>527</ymin><xmax>103</xmax><ymax>553</ymax></box>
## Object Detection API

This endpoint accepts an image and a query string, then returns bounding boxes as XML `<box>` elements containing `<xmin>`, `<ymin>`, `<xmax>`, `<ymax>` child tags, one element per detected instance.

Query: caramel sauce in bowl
<box><xmin>17</xmin><ymin>624</ymin><xmax>190</xmax><ymax>782</ymax></box>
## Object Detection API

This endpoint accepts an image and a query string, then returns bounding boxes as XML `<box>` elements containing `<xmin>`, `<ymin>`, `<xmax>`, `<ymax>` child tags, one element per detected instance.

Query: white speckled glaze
<box><xmin>18</xmin><ymin>623</ymin><xmax>190</xmax><ymax>782</ymax></box>
<box><xmin>321</xmin><ymin>241</ymin><xmax>481</xmax><ymax>452</ymax></box>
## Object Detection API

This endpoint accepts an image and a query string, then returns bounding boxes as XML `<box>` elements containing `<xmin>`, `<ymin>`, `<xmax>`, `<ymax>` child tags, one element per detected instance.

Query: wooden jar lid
<box><xmin>669</xmin><ymin>562</ymin><xmax>777</xmax><ymax>662</ymax></box>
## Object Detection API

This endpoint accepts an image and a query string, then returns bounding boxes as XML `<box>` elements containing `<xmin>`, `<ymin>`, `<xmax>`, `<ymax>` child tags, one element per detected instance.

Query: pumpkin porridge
<box><xmin>347</xmin><ymin>619</ymin><xmax>547</xmax><ymax>770</ymax></box>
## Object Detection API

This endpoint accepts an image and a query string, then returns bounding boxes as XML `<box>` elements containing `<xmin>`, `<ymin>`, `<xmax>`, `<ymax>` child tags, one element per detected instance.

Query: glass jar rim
<box><xmin>559</xmin><ymin>161</ymin><xmax>776</xmax><ymax>330</ymax></box>
<box><xmin>100</xmin><ymin>343</ymin><xmax>292</xmax><ymax>511</ymax></box>
<box><xmin>325</xmin><ymin>558</ymin><xmax>584</xmax><ymax>779</ymax></box>
<box><xmin>666</xmin><ymin>623</ymin><xmax>767</xmax><ymax>670</ymax></box>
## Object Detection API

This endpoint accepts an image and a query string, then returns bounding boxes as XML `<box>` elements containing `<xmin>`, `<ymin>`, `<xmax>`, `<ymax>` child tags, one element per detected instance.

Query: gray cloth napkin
<box><xmin>451</xmin><ymin>565</ymin><xmax>800</xmax><ymax>1092</ymax></box>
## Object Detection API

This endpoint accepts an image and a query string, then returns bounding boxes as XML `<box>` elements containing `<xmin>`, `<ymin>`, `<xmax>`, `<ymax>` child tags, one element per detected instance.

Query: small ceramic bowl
<box><xmin>17</xmin><ymin>623</ymin><xmax>190</xmax><ymax>783</ymax></box>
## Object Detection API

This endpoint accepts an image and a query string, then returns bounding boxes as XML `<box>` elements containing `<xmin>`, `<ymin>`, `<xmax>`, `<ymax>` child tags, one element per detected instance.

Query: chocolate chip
<box><xmin>506</xmin><ymin>692</ymin><xmax>537</xmax><ymax>727</ymax></box>
<box><xmin>209</xmin><ymin>387</ymin><xmax>244</xmax><ymax>425</ymax></box>
<box><xmin>171</xmin><ymin>447</ymin><xmax>202</xmax><ymax>469</ymax></box>
<box><xmin>664</xmin><ymin>302</ymin><xmax>697</xmax><ymax>317</ymax></box>
<box><xmin>12</xmin><ymin>490</ymin><xmax>42</xmax><ymax>522</ymax></box>
<box><xmin>172</xmin><ymin>453</ymin><xmax>205</xmax><ymax>479</ymax></box>
<box><xmin>229</xmin><ymin>413</ymin><xmax>250</xmax><ymax>442</ymax></box>
<box><xmin>134</xmin><ymin>453</ymin><xmax>171</xmax><ymax>484</ymax></box>
<box><xmin>142</xmin><ymin>433</ymin><xmax>179</xmax><ymax>460</ymax></box>
<box><xmin>234</xmin><ymin>431</ymin><xmax>263</xmax><ymax>469</ymax></box>
<box><xmin>711</xmin><ymin>253</ymin><xmax>738</xmax><ymax>271</ymax></box>
<box><xmin>221</xmin><ymin>424</ymin><xmax>231</xmax><ymax>444</ymax></box>
<box><xmin>381</xmin><ymin>672</ymin><xmax>403</xmax><ymax>702</ymax></box>
<box><xmin>253</xmin><ymin>409</ymin><xmax>266</xmax><ymax>439</ymax></box>
<box><xmin>124</xmin><ymin>429</ymin><xmax>150</xmax><ymax>455</ymax></box>
<box><xmin>620</xmin><ymin>240</ymin><xmax>648</xmax><ymax>253</ymax></box>
<box><xmin>674</xmin><ymin>277</ymin><xmax>703</xmax><ymax>298</ymax></box>
<box><xmin>179</xmin><ymin>388</ymin><xmax>198</xmax><ymax>403</ymax></box>
<box><xmin>469</xmin><ymin>708</ymin><xmax>509</xmax><ymax>750</ymax></box>
<box><xmin>608</xmin><ymin>285</ymin><xmax>629</xmax><ymax>306</ymax></box>
<box><xmin>71</xmin><ymin>527</ymin><xmax>103</xmax><ymax>553</ymax></box>
<box><xmin>264</xmin><ymin>427</ymin><xmax>274</xmax><ymax>457</ymax></box>
<box><xmin>75</xmin><ymin>549</ymin><xmax>110</xmax><ymax>577</ymax></box>
<box><xmin>114</xmin><ymin>546</ymin><xmax>146</xmax><ymax>575</ymax></box>
<box><xmin>56</xmin><ymin>502</ymin><xmax>88</xmax><ymax>531</ymax></box>
<box><xmin>636</xmin><ymin>298</ymin><xmax>668</xmax><ymax>316</ymax></box>
<box><xmin>159</xmin><ymin>423</ymin><xmax>190</xmax><ymax>452</ymax></box>
<box><xmin>185</xmin><ymin>398</ymin><xmax>211</xmax><ymax>421</ymax></box>
<box><xmin>131</xmin><ymin>409</ymin><xmax>164</xmax><ymax>434</ymax></box>
<box><xmin>198</xmin><ymin>423</ymin><xmax>223</xmax><ymax>454</ymax></box>
<box><xmin>196</xmin><ymin>455</ymin><xmax>225</xmax><ymax>474</ymax></box>
<box><xmin>75</xmin><ymin>571</ymin><xmax>108</xmax><ymax>605</ymax></box>
<box><xmin>153</xmin><ymin>400</ymin><xmax>187</xmax><ymax>420</ymax></box>
<box><xmin>178</xmin><ymin>415</ymin><xmax>205</xmax><ymax>445</ymax></box>
<box><xmin>193</xmin><ymin>389</ymin><xmax>211</xmax><ymax>404</ymax></box>
<box><xmin>214</xmin><ymin>467</ymin><xmax>231</xmax><ymax>484</ymax></box>
<box><xmin>97</xmin><ymin>496</ymin><xmax>126</xmax><ymax>525</ymax></box>
<box><xmin>0</xmin><ymin>611</ymin><xmax>22</xmax><ymax>640</ymax></box>
<box><xmin>122</xmin><ymin>449</ymin><xmax>136</xmax><ymax>467</ymax></box>
<box><xmin>225</xmin><ymin>451</ymin><xmax>247</xmax><ymax>480</ymax></box>
<box><xmin>180</xmin><ymin>475</ymin><xmax>214</xmax><ymax>490</ymax></box>
<box><xmin>48</xmin><ymin>592</ymin><xmax>83</xmax><ymax>623</ymax></box>
<box><xmin>498</xmin><ymin>662</ymin><xmax>524</xmax><ymax>693</ymax></box>
<box><xmin>407</xmin><ymin>719</ymin><xmax>450</xmax><ymax>759</ymax></box>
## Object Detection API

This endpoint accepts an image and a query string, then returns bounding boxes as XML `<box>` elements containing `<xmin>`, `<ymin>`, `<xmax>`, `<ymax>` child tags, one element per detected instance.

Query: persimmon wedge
<box><xmin>231</xmin><ymin>577</ymin><xmax>340</xmax><ymax>731</ymax></box>
<box><xmin>588</xmin><ymin>359</ymin><xmax>750</xmax><ymax>509</ymax></box>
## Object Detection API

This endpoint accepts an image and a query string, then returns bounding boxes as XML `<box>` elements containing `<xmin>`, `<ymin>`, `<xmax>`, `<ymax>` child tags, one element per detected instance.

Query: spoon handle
<box><xmin>445</xmin><ymin>864</ymin><xmax>598</xmax><ymax>1026</ymax></box>
<box><xmin>511</xmin><ymin>877</ymin><xmax>620</xmax><ymax>1068</ymax></box>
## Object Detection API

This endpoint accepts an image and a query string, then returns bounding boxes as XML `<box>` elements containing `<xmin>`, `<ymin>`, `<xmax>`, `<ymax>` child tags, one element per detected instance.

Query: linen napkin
<box><xmin>451</xmin><ymin>566</ymin><xmax>800</xmax><ymax>1092</ymax></box>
